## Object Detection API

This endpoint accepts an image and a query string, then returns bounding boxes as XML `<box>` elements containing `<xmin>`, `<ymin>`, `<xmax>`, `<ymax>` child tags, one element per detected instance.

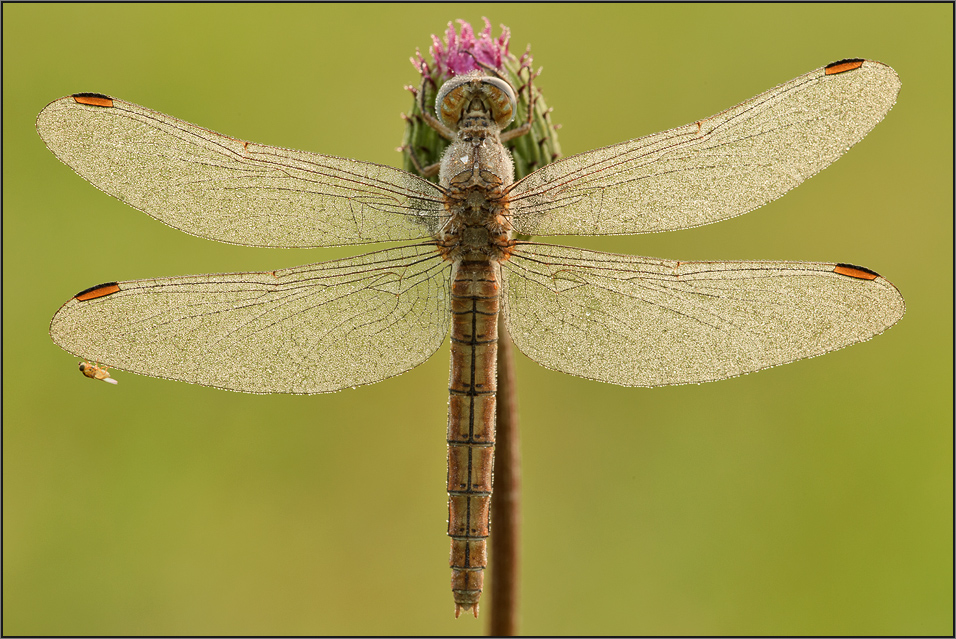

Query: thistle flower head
<box><xmin>424</xmin><ymin>18</ymin><xmax>510</xmax><ymax>76</ymax></box>
<box><xmin>402</xmin><ymin>19</ymin><xmax>561</xmax><ymax>183</ymax></box>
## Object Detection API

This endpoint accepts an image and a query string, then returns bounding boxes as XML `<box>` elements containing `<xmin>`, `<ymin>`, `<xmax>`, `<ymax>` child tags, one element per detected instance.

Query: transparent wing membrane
<box><xmin>42</xmin><ymin>60</ymin><xmax>904</xmax><ymax>394</ymax></box>
<box><xmin>50</xmin><ymin>245</ymin><xmax>451</xmax><ymax>394</ymax></box>
<box><xmin>36</xmin><ymin>95</ymin><xmax>447</xmax><ymax>248</ymax></box>
<box><xmin>508</xmin><ymin>60</ymin><xmax>900</xmax><ymax>237</ymax></box>
<box><xmin>502</xmin><ymin>243</ymin><xmax>904</xmax><ymax>387</ymax></box>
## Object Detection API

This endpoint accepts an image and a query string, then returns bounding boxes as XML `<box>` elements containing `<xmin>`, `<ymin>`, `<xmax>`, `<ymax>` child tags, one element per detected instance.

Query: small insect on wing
<box><xmin>78</xmin><ymin>361</ymin><xmax>118</xmax><ymax>384</ymax></box>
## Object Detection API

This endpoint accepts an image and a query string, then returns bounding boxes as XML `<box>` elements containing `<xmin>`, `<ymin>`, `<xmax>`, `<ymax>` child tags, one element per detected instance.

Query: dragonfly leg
<box><xmin>401</xmin><ymin>143</ymin><xmax>441</xmax><ymax>178</ymax></box>
<box><xmin>416</xmin><ymin>73</ymin><xmax>455</xmax><ymax>141</ymax></box>
<box><xmin>499</xmin><ymin>65</ymin><xmax>539</xmax><ymax>143</ymax></box>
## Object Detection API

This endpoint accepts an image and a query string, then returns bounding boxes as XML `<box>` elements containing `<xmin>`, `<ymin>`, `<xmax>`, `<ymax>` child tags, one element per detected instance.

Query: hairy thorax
<box><xmin>438</xmin><ymin>111</ymin><xmax>515</xmax><ymax>263</ymax></box>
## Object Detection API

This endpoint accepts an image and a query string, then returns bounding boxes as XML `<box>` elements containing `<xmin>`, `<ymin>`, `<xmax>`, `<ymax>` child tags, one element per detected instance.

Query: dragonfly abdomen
<box><xmin>446</xmin><ymin>259</ymin><xmax>500</xmax><ymax>617</ymax></box>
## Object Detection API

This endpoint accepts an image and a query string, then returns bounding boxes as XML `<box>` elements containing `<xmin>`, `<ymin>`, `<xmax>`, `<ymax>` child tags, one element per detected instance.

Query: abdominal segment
<box><xmin>446</xmin><ymin>259</ymin><xmax>500</xmax><ymax>617</ymax></box>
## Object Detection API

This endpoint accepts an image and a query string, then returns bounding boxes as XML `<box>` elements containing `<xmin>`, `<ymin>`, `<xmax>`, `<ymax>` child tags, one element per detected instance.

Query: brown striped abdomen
<box><xmin>447</xmin><ymin>259</ymin><xmax>500</xmax><ymax>617</ymax></box>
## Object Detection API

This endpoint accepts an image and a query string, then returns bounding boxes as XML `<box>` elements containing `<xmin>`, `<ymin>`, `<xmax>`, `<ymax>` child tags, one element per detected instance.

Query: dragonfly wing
<box><xmin>509</xmin><ymin>60</ymin><xmax>900</xmax><ymax>237</ymax></box>
<box><xmin>50</xmin><ymin>244</ymin><xmax>451</xmax><ymax>394</ymax></box>
<box><xmin>502</xmin><ymin>244</ymin><xmax>904</xmax><ymax>387</ymax></box>
<box><xmin>36</xmin><ymin>95</ymin><xmax>446</xmax><ymax>247</ymax></box>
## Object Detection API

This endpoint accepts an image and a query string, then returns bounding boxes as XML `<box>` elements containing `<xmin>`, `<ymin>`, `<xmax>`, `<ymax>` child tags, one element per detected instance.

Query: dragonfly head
<box><xmin>435</xmin><ymin>71</ymin><xmax>516</xmax><ymax>132</ymax></box>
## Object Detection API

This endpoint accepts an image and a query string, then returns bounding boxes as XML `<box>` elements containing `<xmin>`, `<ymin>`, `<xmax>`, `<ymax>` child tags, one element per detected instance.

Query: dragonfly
<box><xmin>38</xmin><ymin>58</ymin><xmax>904</xmax><ymax>617</ymax></box>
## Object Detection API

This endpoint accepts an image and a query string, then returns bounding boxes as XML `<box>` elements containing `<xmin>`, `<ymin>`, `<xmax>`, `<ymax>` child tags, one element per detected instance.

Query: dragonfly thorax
<box><xmin>433</xmin><ymin>74</ymin><xmax>518</xmax><ymax>263</ymax></box>
<box><xmin>437</xmin><ymin>139</ymin><xmax>515</xmax><ymax>263</ymax></box>
<box><xmin>437</xmin><ymin>173</ymin><xmax>514</xmax><ymax>263</ymax></box>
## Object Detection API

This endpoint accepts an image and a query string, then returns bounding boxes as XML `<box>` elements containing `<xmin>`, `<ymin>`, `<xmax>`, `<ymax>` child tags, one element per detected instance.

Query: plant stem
<box><xmin>488</xmin><ymin>321</ymin><xmax>521</xmax><ymax>636</ymax></box>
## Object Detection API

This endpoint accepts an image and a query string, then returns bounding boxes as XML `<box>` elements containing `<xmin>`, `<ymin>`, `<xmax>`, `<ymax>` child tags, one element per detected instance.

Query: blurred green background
<box><xmin>3</xmin><ymin>4</ymin><xmax>951</xmax><ymax>636</ymax></box>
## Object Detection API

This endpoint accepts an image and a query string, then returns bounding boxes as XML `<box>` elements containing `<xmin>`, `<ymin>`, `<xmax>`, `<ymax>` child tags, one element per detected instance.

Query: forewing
<box><xmin>502</xmin><ymin>244</ymin><xmax>904</xmax><ymax>387</ymax></box>
<box><xmin>36</xmin><ymin>94</ymin><xmax>446</xmax><ymax>247</ymax></box>
<box><xmin>509</xmin><ymin>60</ymin><xmax>900</xmax><ymax>237</ymax></box>
<box><xmin>50</xmin><ymin>244</ymin><xmax>451</xmax><ymax>394</ymax></box>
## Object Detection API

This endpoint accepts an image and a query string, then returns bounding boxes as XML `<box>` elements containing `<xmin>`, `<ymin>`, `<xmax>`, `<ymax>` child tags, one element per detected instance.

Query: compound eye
<box><xmin>479</xmin><ymin>77</ymin><xmax>516</xmax><ymax>129</ymax></box>
<box><xmin>435</xmin><ymin>72</ymin><xmax>517</xmax><ymax>129</ymax></box>
<box><xmin>436</xmin><ymin>77</ymin><xmax>471</xmax><ymax>128</ymax></box>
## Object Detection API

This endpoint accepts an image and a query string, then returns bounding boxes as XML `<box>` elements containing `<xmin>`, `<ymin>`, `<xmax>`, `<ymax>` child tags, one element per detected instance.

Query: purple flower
<box><xmin>412</xmin><ymin>17</ymin><xmax>511</xmax><ymax>78</ymax></box>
